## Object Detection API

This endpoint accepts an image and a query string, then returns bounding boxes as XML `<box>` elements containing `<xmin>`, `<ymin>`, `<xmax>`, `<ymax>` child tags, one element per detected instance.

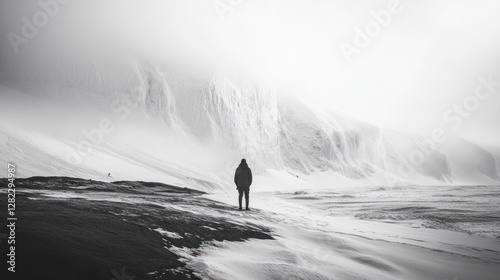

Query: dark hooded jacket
<box><xmin>234</xmin><ymin>161</ymin><xmax>252</xmax><ymax>190</ymax></box>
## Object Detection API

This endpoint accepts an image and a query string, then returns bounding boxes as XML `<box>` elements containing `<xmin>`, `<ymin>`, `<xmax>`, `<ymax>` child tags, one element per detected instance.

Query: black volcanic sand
<box><xmin>0</xmin><ymin>177</ymin><xmax>272</xmax><ymax>280</ymax></box>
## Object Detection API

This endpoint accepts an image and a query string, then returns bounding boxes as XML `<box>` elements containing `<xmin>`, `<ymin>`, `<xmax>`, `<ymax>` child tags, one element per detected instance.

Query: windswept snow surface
<box><xmin>195</xmin><ymin>187</ymin><xmax>500</xmax><ymax>280</ymax></box>
<box><xmin>11</xmin><ymin>176</ymin><xmax>500</xmax><ymax>279</ymax></box>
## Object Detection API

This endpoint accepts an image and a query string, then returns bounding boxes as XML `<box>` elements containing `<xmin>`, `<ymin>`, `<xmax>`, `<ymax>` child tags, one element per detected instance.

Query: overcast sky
<box><xmin>1</xmin><ymin>0</ymin><xmax>499</xmax><ymax>144</ymax></box>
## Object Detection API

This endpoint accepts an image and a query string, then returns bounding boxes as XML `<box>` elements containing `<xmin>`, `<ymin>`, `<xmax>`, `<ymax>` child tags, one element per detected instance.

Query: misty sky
<box><xmin>1</xmin><ymin>0</ymin><xmax>499</xmax><ymax>144</ymax></box>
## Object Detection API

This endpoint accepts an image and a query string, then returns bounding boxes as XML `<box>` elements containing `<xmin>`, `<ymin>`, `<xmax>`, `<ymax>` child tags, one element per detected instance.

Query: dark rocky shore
<box><xmin>0</xmin><ymin>177</ymin><xmax>272</xmax><ymax>280</ymax></box>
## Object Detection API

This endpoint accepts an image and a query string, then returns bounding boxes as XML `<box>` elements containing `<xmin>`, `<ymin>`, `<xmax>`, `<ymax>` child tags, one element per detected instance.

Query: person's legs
<box><xmin>244</xmin><ymin>188</ymin><xmax>250</xmax><ymax>210</ymax></box>
<box><xmin>238</xmin><ymin>189</ymin><xmax>243</xmax><ymax>210</ymax></box>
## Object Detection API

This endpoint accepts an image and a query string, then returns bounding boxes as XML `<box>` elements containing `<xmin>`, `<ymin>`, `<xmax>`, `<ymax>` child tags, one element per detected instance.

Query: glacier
<box><xmin>1</xmin><ymin>58</ymin><xmax>499</xmax><ymax>191</ymax></box>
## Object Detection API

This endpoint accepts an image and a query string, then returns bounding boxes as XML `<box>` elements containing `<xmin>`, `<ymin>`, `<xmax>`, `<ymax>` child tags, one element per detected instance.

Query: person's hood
<box><xmin>239</xmin><ymin>162</ymin><xmax>249</xmax><ymax>169</ymax></box>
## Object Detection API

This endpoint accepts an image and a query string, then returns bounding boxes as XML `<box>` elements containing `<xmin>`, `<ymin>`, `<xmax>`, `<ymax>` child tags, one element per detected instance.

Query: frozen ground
<box><xmin>198</xmin><ymin>186</ymin><xmax>500</xmax><ymax>280</ymax></box>
<box><xmin>4</xmin><ymin>177</ymin><xmax>498</xmax><ymax>279</ymax></box>
<box><xmin>275</xmin><ymin>185</ymin><xmax>500</xmax><ymax>238</ymax></box>
<box><xmin>0</xmin><ymin>177</ymin><xmax>272</xmax><ymax>280</ymax></box>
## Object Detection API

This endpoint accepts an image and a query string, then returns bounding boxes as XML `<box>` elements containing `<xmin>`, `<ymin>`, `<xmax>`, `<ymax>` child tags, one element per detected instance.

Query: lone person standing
<box><xmin>234</xmin><ymin>158</ymin><xmax>252</xmax><ymax>210</ymax></box>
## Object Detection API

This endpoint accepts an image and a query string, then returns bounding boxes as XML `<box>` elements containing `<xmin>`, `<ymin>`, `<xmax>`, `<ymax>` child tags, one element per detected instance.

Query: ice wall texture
<box><xmin>278</xmin><ymin>95</ymin><xmax>387</xmax><ymax>178</ymax></box>
<box><xmin>167</xmin><ymin>72</ymin><xmax>283</xmax><ymax>172</ymax></box>
<box><xmin>3</xmin><ymin>59</ymin><xmax>499</xmax><ymax>185</ymax></box>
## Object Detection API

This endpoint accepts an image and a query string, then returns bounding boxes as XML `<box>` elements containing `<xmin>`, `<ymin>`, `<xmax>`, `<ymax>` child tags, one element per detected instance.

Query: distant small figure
<box><xmin>234</xmin><ymin>158</ymin><xmax>252</xmax><ymax>210</ymax></box>
<box><xmin>108</xmin><ymin>173</ymin><xmax>111</xmax><ymax>177</ymax></box>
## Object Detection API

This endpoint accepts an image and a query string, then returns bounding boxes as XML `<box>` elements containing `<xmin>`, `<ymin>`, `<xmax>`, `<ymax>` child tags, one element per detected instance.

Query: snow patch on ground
<box><xmin>154</xmin><ymin>228</ymin><xmax>184</xmax><ymax>239</ymax></box>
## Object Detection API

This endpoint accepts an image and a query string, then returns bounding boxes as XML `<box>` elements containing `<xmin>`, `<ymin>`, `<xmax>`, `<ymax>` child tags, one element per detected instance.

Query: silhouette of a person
<box><xmin>234</xmin><ymin>158</ymin><xmax>252</xmax><ymax>210</ymax></box>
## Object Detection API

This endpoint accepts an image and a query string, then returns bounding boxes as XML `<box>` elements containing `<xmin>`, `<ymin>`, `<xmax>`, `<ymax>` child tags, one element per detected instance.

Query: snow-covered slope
<box><xmin>440</xmin><ymin>137</ymin><xmax>500</xmax><ymax>184</ymax></box>
<box><xmin>382</xmin><ymin>130</ymin><xmax>454</xmax><ymax>184</ymax></box>
<box><xmin>278</xmin><ymin>95</ymin><xmax>386</xmax><ymax>178</ymax></box>
<box><xmin>1</xmin><ymin>60</ymin><xmax>499</xmax><ymax>189</ymax></box>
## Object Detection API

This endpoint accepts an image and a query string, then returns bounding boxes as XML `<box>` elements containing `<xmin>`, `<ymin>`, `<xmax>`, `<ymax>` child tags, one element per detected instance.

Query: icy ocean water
<box><xmin>278</xmin><ymin>185</ymin><xmax>500</xmax><ymax>238</ymax></box>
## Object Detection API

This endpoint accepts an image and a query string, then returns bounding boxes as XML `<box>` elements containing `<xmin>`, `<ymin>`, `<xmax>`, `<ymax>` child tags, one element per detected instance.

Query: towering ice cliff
<box><xmin>167</xmin><ymin>72</ymin><xmax>283</xmax><ymax>172</ymax></box>
<box><xmin>277</xmin><ymin>95</ymin><xmax>387</xmax><ymax>178</ymax></box>
<box><xmin>1</xmin><ymin>58</ymin><xmax>499</xmax><ymax>187</ymax></box>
